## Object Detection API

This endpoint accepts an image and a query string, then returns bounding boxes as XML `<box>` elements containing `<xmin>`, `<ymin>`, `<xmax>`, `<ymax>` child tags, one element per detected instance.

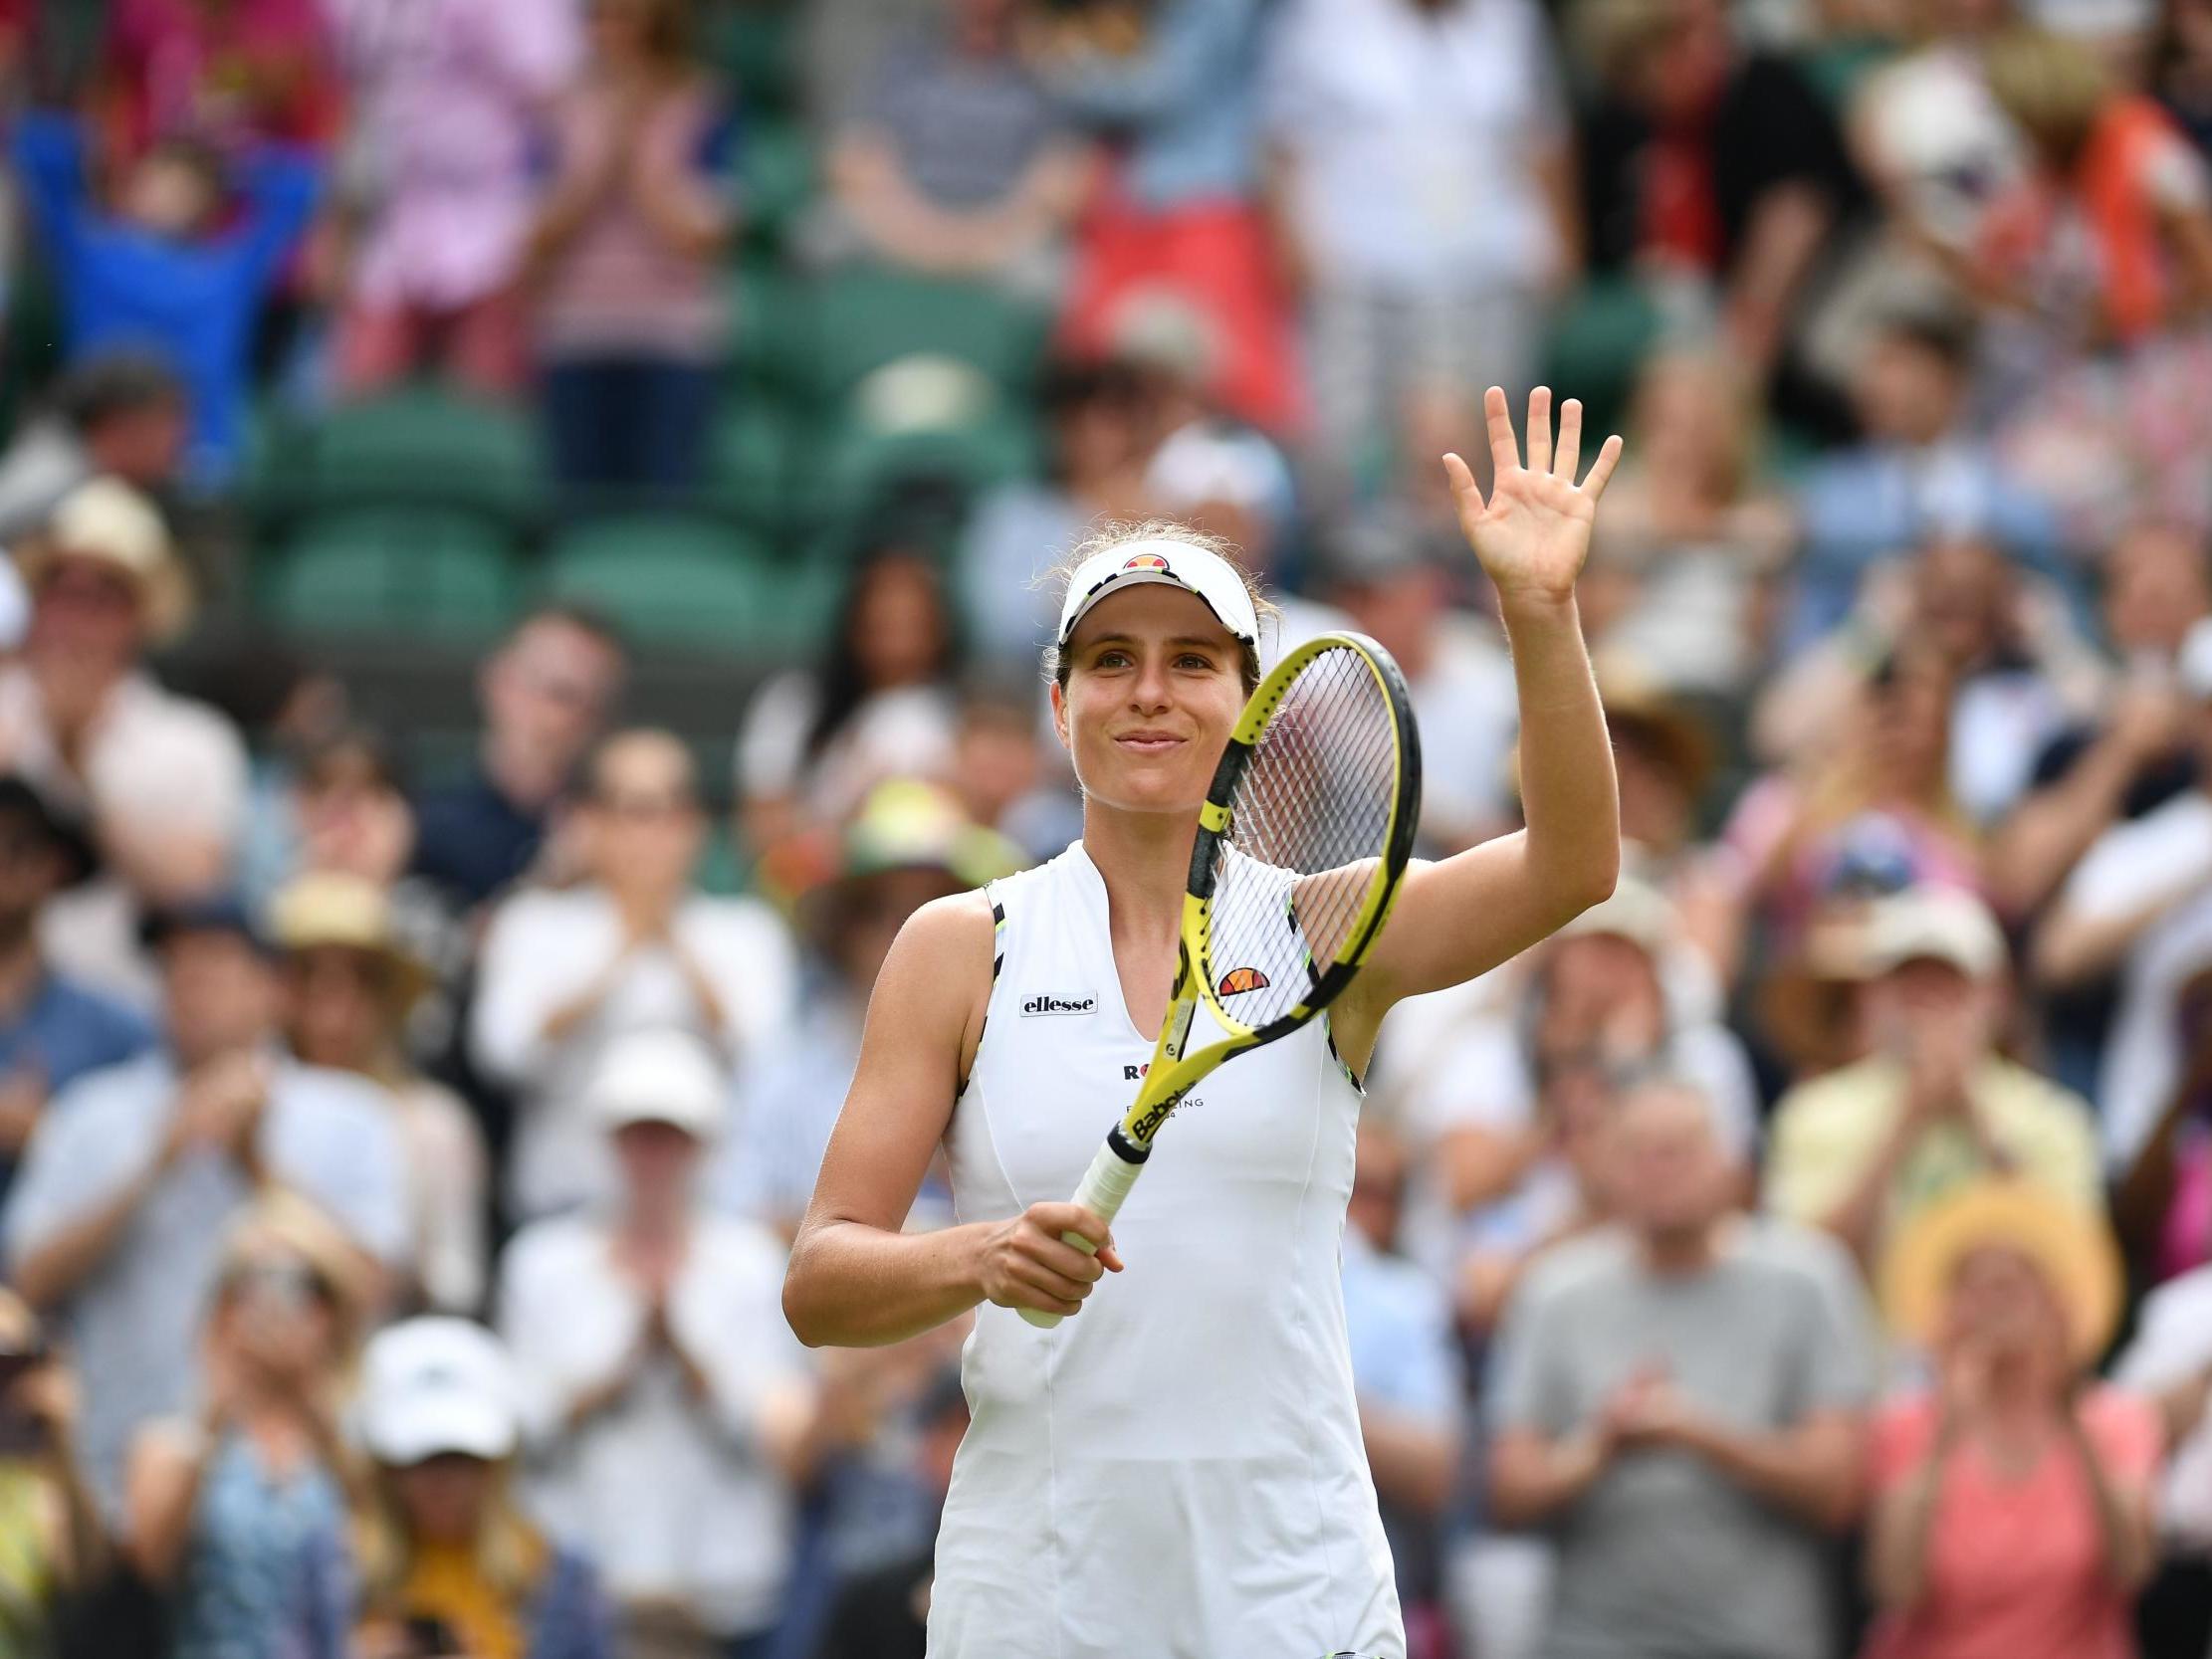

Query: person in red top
<box><xmin>94</xmin><ymin>0</ymin><xmax>339</xmax><ymax>162</ymax></box>
<box><xmin>1864</xmin><ymin>1180</ymin><xmax>2161</xmax><ymax>1659</ymax></box>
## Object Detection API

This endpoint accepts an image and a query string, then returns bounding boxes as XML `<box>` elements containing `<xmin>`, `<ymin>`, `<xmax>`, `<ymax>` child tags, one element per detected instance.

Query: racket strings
<box><xmin>1206</xmin><ymin>646</ymin><xmax>1401</xmax><ymax>1028</ymax></box>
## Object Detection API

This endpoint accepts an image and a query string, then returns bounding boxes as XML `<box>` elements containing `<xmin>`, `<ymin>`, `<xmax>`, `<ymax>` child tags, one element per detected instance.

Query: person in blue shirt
<box><xmin>10</xmin><ymin>111</ymin><xmax>320</xmax><ymax>485</ymax></box>
<box><xmin>0</xmin><ymin>775</ymin><xmax>155</xmax><ymax>1196</ymax></box>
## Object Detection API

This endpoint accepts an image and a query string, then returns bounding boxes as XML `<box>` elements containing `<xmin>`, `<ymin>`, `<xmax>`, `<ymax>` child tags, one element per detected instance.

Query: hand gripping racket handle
<box><xmin>1015</xmin><ymin>1138</ymin><xmax>1144</xmax><ymax>1330</ymax></box>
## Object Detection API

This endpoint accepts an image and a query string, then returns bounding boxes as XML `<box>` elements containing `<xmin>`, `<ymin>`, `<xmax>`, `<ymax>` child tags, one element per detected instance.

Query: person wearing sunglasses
<box><xmin>121</xmin><ymin>1194</ymin><xmax>368</xmax><ymax>1659</ymax></box>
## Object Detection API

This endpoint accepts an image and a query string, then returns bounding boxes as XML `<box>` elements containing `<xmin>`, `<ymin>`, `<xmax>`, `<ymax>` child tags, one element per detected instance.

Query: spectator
<box><xmin>1322</xmin><ymin>505</ymin><xmax>1520</xmax><ymax>854</ymax></box>
<box><xmin>409</xmin><ymin>605</ymin><xmax>627</xmax><ymax>916</ymax></box>
<box><xmin>1391</xmin><ymin>878</ymin><xmax>1758</xmax><ymax>1322</ymax></box>
<box><xmin>273</xmin><ymin>872</ymin><xmax>487</xmax><ymax>1315</ymax></box>
<box><xmin>2111</xmin><ymin>1245</ymin><xmax>2212</xmax><ymax>1652</ymax></box>
<box><xmin>0</xmin><ymin>1289</ymin><xmax>106</xmax><ymax>1655</ymax></box>
<box><xmin>324</xmin><ymin>0</ymin><xmax>580</xmax><ymax>398</ymax></box>
<box><xmin>1577</xmin><ymin>349</ymin><xmax>1793</xmax><ymax>698</ymax></box>
<box><xmin>121</xmin><ymin>1196</ymin><xmax>364</xmax><ymax>1659</ymax></box>
<box><xmin>2037</xmin><ymin>614</ymin><xmax>2212</xmax><ymax>1186</ymax></box>
<box><xmin>346</xmin><ymin>1318</ymin><xmax>614</xmax><ymax>1659</ymax></box>
<box><xmin>473</xmin><ymin>728</ymin><xmax>796</xmax><ymax>1221</ymax></box>
<box><xmin>817</xmin><ymin>0</ymin><xmax>1091</xmax><ymax>294</ymax></box>
<box><xmin>10</xmin><ymin>112</ymin><xmax>319</xmax><ymax>484</ymax></box>
<box><xmin>713</xmin><ymin>780</ymin><xmax>1020</xmax><ymax>1237</ymax></box>
<box><xmin>1787</xmin><ymin>307</ymin><xmax>2062</xmax><ymax>653</ymax></box>
<box><xmin>502</xmin><ymin>1030</ymin><xmax>816</xmax><ymax>1659</ymax></box>
<box><xmin>527</xmin><ymin>0</ymin><xmax>738</xmax><ymax>495</ymax></box>
<box><xmin>1864</xmin><ymin>1180</ymin><xmax>2155</xmax><ymax>1659</ymax></box>
<box><xmin>1767</xmin><ymin>886</ymin><xmax>2103</xmax><ymax>1270</ymax></box>
<box><xmin>1259</xmin><ymin>0</ymin><xmax>1574</xmax><ymax>499</ymax></box>
<box><xmin>1487</xmin><ymin>1075</ymin><xmax>1873</xmax><ymax>1659</ymax></box>
<box><xmin>0</xmin><ymin>778</ymin><xmax>154</xmax><ymax>1193</ymax></box>
<box><xmin>1990</xmin><ymin>519</ymin><xmax>2206</xmax><ymax>921</ymax></box>
<box><xmin>0</xmin><ymin>353</ymin><xmax>189</xmax><ymax>548</ymax></box>
<box><xmin>961</xmin><ymin>356</ymin><xmax>1154</xmax><ymax>672</ymax></box>
<box><xmin>1572</xmin><ymin>0</ymin><xmax>1864</xmax><ymax>372</ymax></box>
<box><xmin>93</xmin><ymin>0</ymin><xmax>339</xmax><ymax>159</ymax></box>
<box><xmin>0</xmin><ymin>480</ymin><xmax>249</xmax><ymax>1004</ymax></box>
<box><xmin>1341</xmin><ymin>1120</ymin><xmax>1464</xmax><ymax>1653</ymax></box>
<box><xmin>942</xmin><ymin>687</ymin><xmax>1082</xmax><ymax>867</ymax></box>
<box><xmin>2155</xmin><ymin>0</ymin><xmax>2212</xmax><ymax>156</ymax></box>
<box><xmin>1038</xmin><ymin>0</ymin><xmax>1304</xmax><ymax>432</ymax></box>
<box><xmin>1726</xmin><ymin>641</ymin><xmax>1982</xmax><ymax>958</ymax></box>
<box><xmin>736</xmin><ymin>543</ymin><xmax>961</xmax><ymax>853</ymax></box>
<box><xmin>1</xmin><ymin>894</ymin><xmax>409</xmax><ymax>1515</ymax></box>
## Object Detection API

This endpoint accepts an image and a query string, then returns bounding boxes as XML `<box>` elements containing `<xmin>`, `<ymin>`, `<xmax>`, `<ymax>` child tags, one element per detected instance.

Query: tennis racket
<box><xmin>1019</xmin><ymin>631</ymin><xmax>1423</xmax><ymax>1329</ymax></box>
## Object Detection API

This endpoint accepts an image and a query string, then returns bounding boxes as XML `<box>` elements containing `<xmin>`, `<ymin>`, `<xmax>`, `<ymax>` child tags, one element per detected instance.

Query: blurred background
<box><xmin>0</xmin><ymin>0</ymin><xmax>2208</xmax><ymax>1655</ymax></box>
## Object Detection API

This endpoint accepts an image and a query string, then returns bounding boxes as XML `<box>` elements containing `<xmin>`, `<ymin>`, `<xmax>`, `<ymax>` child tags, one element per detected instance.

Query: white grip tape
<box><xmin>1015</xmin><ymin>1141</ymin><xmax>1144</xmax><ymax>1330</ymax></box>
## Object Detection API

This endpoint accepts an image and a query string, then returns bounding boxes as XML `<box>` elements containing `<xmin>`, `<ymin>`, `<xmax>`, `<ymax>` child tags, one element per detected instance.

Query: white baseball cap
<box><xmin>357</xmin><ymin>1318</ymin><xmax>520</xmax><ymax>1465</ymax></box>
<box><xmin>1860</xmin><ymin>886</ymin><xmax>2009</xmax><ymax>981</ymax></box>
<box><xmin>586</xmin><ymin>1028</ymin><xmax>727</xmax><ymax>1139</ymax></box>
<box><xmin>1055</xmin><ymin>538</ymin><xmax>1259</xmax><ymax>650</ymax></box>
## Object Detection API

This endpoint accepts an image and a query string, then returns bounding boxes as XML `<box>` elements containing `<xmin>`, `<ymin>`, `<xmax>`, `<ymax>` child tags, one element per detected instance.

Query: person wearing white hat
<box><xmin>786</xmin><ymin>387</ymin><xmax>1628</xmax><ymax>1658</ymax></box>
<box><xmin>1767</xmin><ymin>885</ymin><xmax>2104</xmax><ymax>1270</ymax></box>
<box><xmin>0</xmin><ymin>476</ymin><xmax>249</xmax><ymax>1006</ymax></box>
<box><xmin>346</xmin><ymin>1318</ymin><xmax>614</xmax><ymax>1659</ymax></box>
<box><xmin>498</xmin><ymin>1029</ymin><xmax>815</xmax><ymax>1659</ymax></box>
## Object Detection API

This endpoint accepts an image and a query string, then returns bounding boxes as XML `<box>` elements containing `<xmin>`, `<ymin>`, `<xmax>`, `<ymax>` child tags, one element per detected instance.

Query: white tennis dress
<box><xmin>928</xmin><ymin>840</ymin><xmax>1404</xmax><ymax>1659</ymax></box>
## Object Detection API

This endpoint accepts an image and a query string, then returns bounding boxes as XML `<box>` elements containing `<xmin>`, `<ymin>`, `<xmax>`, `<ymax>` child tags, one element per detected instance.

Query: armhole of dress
<box><xmin>1324</xmin><ymin>1015</ymin><xmax>1365</xmax><ymax>1095</ymax></box>
<box><xmin>957</xmin><ymin>886</ymin><xmax>1009</xmax><ymax>1100</ymax></box>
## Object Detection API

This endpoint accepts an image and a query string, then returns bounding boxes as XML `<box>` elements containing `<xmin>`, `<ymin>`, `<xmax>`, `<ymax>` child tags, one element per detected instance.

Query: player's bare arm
<box><xmin>1338</xmin><ymin>386</ymin><xmax>1625</xmax><ymax>1071</ymax></box>
<box><xmin>782</xmin><ymin>892</ymin><xmax>1123</xmax><ymax>1347</ymax></box>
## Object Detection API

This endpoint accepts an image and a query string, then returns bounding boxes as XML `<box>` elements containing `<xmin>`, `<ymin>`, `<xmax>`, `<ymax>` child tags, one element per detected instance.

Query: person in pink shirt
<box><xmin>322</xmin><ymin>0</ymin><xmax>581</xmax><ymax>399</ymax></box>
<box><xmin>525</xmin><ymin>0</ymin><xmax>736</xmax><ymax>491</ymax></box>
<box><xmin>1865</xmin><ymin>1180</ymin><xmax>2161</xmax><ymax>1659</ymax></box>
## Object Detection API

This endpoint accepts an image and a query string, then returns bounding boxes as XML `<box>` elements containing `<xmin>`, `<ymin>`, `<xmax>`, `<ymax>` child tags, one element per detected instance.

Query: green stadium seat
<box><xmin>260</xmin><ymin>386</ymin><xmax>543</xmax><ymax>524</ymax></box>
<box><xmin>740</xmin><ymin>118</ymin><xmax>815</xmax><ymax>254</ymax></box>
<box><xmin>707</xmin><ymin>397</ymin><xmax>795</xmax><ymax>527</ymax></box>
<box><xmin>546</xmin><ymin>516</ymin><xmax>838</xmax><ymax>654</ymax></box>
<box><xmin>706</xmin><ymin>0</ymin><xmax>802</xmax><ymax>114</ymax></box>
<box><xmin>1540</xmin><ymin>278</ymin><xmax>1663</xmax><ymax>446</ymax></box>
<box><xmin>804</xmin><ymin>268</ymin><xmax>1050</xmax><ymax>407</ymax></box>
<box><xmin>257</xmin><ymin>508</ymin><xmax>522</xmax><ymax>641</ymax></box>
<box><xmin>726</xmin><ymin>260</ymin><xmax>814</xmax><ymax>398</ymax></box>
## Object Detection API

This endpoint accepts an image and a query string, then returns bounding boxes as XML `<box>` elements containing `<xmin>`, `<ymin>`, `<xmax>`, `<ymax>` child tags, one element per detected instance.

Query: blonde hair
<box><xmin>1040</xmin><ymin>519</ymin><xmax>1275</xmax><ymax>694</ymax></box>
<box><xmin>351</xmin><ymin>1461</ymin><xmax>549</xmax><ymax>1618</ymax></box>
<box><xmin>1985</xmin><ymin>27</ymin><xmax>2113</xmax><ymax>160</ymax></box>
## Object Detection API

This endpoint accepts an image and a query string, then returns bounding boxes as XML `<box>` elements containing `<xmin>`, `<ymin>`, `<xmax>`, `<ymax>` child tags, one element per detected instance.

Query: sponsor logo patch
<box><xmin>1020</xmin><ymin>992</ymin><xmax>1096</xmax><ymax>1016</ymax></box>
<box><xmin>1121</xmin><ymin>552</ymin><xmax>1172</xmax><ymax>570</ymax></box>
<box><xmin>1216</xmin><ymin>965</ymin><xmax>1271</xmax><ymax>996</ymax></box>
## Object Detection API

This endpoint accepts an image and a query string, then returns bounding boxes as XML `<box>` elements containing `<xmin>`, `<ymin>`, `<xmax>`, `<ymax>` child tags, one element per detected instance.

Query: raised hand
<box><xmin>1442</xmin><ymin>386</ymin><xmax>1623</xmax><ymax>607</ymax></box>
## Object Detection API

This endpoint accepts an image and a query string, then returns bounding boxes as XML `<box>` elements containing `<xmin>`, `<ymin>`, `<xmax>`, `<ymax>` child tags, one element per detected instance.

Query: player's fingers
<box><xmin>1031</xmin><ymin>1234</ymin><xmax>1108</xmax><ymax>1284</ymax></box>
<box><xmin>1096</xmin><ymin>1239</ymin><xmax>1126</xmax><ymax>1273</ymax></box>
<box><xmin>1524</xmin><ymin>385</ymin><xmax>1553</xmax><ymax>475</ymax></box>
<box><xmin>1554</xmin><ymin>397</ymin><xmax>1583</xmax><ymax>483</ymax></box>
<box><xmin>1581</xmin><ymin>433</ymin><xmax>1626</xmax><ymax>501</ymax></box>
<box><xmin>1482</xmin><ymin>385</ymin><xmax>1518</xmax><ymax>476</ymax></box>
<box><xmin>1011</xmin><ymin>1258</ymin><xmax>1096</xmax><ymax>1307</ymax></box>
<box><xmin>1028</xmin><ymin>1201</ymin><xmax>1110</xmax><ymax>1251</ymax></box>
<box><xmin>1439</xmin><ymin>451</ymin><xmax>1481</xmax><ymax>512</ymax></box>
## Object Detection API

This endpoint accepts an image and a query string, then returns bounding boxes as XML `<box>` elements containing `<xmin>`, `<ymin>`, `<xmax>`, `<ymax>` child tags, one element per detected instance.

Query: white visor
<box><xmin>1055</xmin><ymin>539</ymin><xmax>1259</xmax><ymax>650</ymax></box>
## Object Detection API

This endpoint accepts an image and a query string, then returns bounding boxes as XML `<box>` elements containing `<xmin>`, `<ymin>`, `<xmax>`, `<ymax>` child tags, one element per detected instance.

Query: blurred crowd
<box><xmin>0</xmin><ymin>0</ymin><xmax>2205</xmax><ymax>1657</ymax></box>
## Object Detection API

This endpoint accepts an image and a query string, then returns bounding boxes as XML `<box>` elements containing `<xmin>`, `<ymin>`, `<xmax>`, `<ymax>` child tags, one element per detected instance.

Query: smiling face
<box><xmin>1051</xmin><ymin>585</ymin><xmax>1246</xmax><ymax>817</ymax></box>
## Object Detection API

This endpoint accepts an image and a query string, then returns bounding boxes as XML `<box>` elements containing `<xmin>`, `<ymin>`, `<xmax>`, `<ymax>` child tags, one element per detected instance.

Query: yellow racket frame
<box><xmin>1019</xmin><ymin>632</ymin><xmax>1422</xmax><ymax>1329</ymax></box>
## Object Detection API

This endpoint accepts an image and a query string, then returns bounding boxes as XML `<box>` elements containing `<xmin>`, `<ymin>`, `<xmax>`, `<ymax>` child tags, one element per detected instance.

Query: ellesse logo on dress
<box><xmin>1020</xmin><ymin>992</ymin><xmax>1096</xmax><ymax>1016</ymax></box>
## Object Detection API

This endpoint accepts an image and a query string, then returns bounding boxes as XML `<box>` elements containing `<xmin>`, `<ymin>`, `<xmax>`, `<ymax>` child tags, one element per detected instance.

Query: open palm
<box><xmin>1443</xmin><ymin>386</ymin><xmax>1623</xmax><ymax>605</ymax></box>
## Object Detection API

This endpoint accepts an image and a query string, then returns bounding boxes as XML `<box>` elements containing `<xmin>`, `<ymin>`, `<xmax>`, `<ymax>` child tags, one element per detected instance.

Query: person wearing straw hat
<box><xmin>274</xmin><ymin>871</ymin><xmax>489</xmax><ymax>1316</ymax></box>
<box><xmin>1766</xmin><ymin>884</ymin><xmax>2103</xmax><ymax>1270</ymax></box>
<box><xmin>1864</xmin><ymin>1179</ymin><xmax>2159</xmax><ymax>1659</ymax></box>
<box><xmin>345</xmin><ymin>1318</ymin><xmax>614</xmax><ymax>1659</ymax></box>
<box><xmin>499</xmin><ymin>1029</ymin><xmax>815</xmax><ymax>1659</ymax></box>
<box><xmin>0</xmin><ymin>477</ymin><xmax>248</xmax><ymax>1002</ymax></box>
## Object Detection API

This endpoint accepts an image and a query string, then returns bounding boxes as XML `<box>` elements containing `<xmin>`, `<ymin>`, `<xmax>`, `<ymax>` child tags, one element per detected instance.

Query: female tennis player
<box><xmin>783</xmin><ymin>387</ymin><xmax>1625</xmax><ymax>1658</ymax></box>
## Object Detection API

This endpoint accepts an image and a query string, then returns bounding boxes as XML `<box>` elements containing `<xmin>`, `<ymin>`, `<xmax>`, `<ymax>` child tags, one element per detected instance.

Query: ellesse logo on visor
<box><xmin>1122</xmin><ymin>552</ymin><xmax>1172</xmax><ymax>570</ymax></box>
